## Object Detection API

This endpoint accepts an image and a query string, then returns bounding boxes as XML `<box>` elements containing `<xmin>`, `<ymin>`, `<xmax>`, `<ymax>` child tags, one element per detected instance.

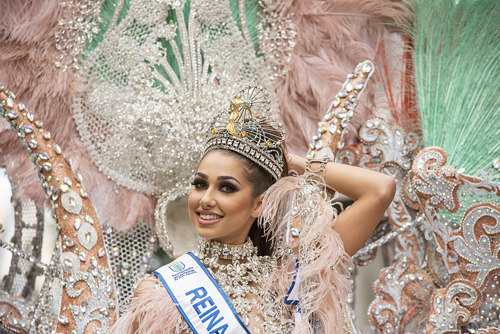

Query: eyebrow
<box><xmin>195</xmin><ymin>172</ymin><xmax>241</xmax><ymax>185</ymax></box>
<box><xmin>217</xmin><ymin>175</ymin><xmax>241</xmax><ymax>185</ymax></box>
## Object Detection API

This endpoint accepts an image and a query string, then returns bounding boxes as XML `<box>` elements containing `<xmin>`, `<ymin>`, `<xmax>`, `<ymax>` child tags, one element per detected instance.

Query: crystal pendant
<box><xmin>78</xmin><ymin>223</ymin><xmax>97</xmax><ymax>250</ymax></box>
<box><xmin>332</xmin><ymin>97</ymin><xmax>341</xmax><ymax>108</ymax></box>
<box><xmin>52</xmin><ymin>188</ymin><xmax>61</xmax><ymax>201</ymax></box>
<box><xmin>5</xmin><ymin>97</ymin><xmax>14</xmax><ymax>108</ymax></box>
<box><xmin>26</xmin><ymin>139</ymin><xmax>38</xmax><ymax>149</ymax></box>
<box><xmin>90</xmin><ymin>256</ymin><xmax>98</xmax><ymax>268</ymax></box>
<box><xmin>362</xmin><ymin>62</ymin><xmax>372</xmax><ymax>73</ymax></box>
<box><xmin>74</xmin><ymin>218</ymin><xmax>82</xmax><ymax>230</ymax></box>
<box><xmin>323</xmin><ymin>110</ymin><xmax>334</xmax><ymax>121</ymax></box>
<box><xmin>42</xmin><ymin>163</ymin><xmax>53</xmax><ymax>172</ymax></box>
<box><xmin>98</xmin><ymin>248</ymin><xmax>105</xmax><ymax>257</ymax></box>
<box><xmin>340</xmin><ymin>118</ymin><xmax>348</xmax><ymax>128</ymax></box>
<box><xmin>329</xmin><ymin>123</ymin><xmax>337</xmax><ymax>134</ymax></box>
<box><xmin>336</xmin><ymin>111</ymin><xmax>347</xmax><ymax>119</ymax></box>
<box><xmin>354</xmin><ymin>82</ymin><xmax>365</xmax><ymax>91</ymax></box>
<box><xmin>38</xmin><ymin>151</ymin><xmax>50</xmax><ymax>160</ymax></box>
<box><xmin>63</xmin><ymin>177</ymin><xmax>72</xmax><ymax>186</ymax></box>
<box><xmin>6</xmin><ymin>111</ymin><xmax>18</xmax><ymax>120</ymax></box>
<box><xmin>24</xmin><ymin>125</ymin><xmax>33</xmax><ymax>134</ymax></box>
<box><xmin>58</xmin><ymin>316</ymin><xmax>69</xmax><ymax>325</ymax></box>
<box><xmin>53</xmin><ymin>143</ymin><xmax>62</xmax><ymax>154</ymax></box>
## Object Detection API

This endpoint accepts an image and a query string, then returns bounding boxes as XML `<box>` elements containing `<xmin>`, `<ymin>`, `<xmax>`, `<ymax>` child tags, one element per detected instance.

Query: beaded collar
<box><xmin>194</xmin><ymin>237</ymin><xmax>258</xmax><ymax>261</ymax></box>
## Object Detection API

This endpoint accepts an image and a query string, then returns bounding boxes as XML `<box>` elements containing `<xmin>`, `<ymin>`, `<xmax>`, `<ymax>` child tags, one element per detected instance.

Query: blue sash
<box><xmin>154</xmin><ymin>252</ymin><xmax>251</xmax><ymax>334</ymax></box>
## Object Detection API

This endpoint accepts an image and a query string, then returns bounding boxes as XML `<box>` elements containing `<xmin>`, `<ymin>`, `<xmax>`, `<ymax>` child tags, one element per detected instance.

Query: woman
<box><xmin>111</xmin><ymin>86</ymin><xmax>395</xmax><ymax>334</ymax></box>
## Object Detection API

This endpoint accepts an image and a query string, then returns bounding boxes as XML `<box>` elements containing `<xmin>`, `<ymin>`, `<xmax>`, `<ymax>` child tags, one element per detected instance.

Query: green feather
<box><xmin>407</xmin><ymin>0</ymin><xmax>500</xmax><ymax>174</ymax></box>
<box><xmin>84</xmin><ymin>0</ymin><xmax>264</xmax><ymax>82</ymax></box>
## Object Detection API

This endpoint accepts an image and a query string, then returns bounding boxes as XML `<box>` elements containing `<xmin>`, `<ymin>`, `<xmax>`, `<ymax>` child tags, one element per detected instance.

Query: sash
<box><xmin>153</xmin><ymin>252</ymin><xmax>251</xmax><ymax>334</ymax></box>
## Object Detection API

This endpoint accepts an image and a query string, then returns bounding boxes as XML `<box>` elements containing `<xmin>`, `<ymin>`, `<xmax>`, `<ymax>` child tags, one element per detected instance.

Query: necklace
<box><xmin>192</xmin><ymin>238</ymin><xmax>293</xmax><ymax>334</ymax></box>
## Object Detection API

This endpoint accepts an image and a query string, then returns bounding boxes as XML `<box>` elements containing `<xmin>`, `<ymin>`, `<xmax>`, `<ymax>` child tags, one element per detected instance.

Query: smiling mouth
<box><xmin>197</xmin><ymin>212</ymin><xmax>224</xmax><ymax>225</ymax></box>
<box><xmin>199</xmin><ymin>213</ymin><xmax>223</xmax><ymax>220</ymax></box>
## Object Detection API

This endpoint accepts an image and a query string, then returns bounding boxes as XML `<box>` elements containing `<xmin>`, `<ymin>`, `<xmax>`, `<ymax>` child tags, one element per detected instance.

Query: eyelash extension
<box><xmin>191</xmin><ymin>179</ymin><xmax>207</xmax><ymax>187</ymax></box>
<box><xmin>219</xmin><ymin>181</ymin><xmax>238</xmax><ymax>193</ymax></box>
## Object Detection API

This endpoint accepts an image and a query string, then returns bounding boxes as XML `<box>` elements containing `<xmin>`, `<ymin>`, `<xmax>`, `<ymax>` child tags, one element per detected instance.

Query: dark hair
<box><xmin>211</xmin><ymin>148</ymin><xmax>288</xmax><ymax>256</ymax></box>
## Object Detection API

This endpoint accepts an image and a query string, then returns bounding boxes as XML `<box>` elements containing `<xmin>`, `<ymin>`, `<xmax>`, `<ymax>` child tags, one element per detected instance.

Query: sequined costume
<box><xmin>112</xmin><ymin>238</ymin><xmax>300</xmax><ymax>333</ymax></box>
<box><xmin>111</xmin><ymin>230</ymin><xmax>353</xmax><ymax>334</ymax></box>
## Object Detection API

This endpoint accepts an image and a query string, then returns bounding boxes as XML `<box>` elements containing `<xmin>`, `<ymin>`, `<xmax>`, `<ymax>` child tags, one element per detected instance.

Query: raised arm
<box><xmin>288</xmin><ymin>154</ymin><xmax>396</xmax><ymax>256</ymax></box>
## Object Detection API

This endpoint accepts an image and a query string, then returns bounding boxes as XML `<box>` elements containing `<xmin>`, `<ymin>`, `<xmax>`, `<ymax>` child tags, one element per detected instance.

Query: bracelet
<box><xmin>304</xmin><ymin>158</ymin><xmax>330</xmax><ymax>183</ymax></box>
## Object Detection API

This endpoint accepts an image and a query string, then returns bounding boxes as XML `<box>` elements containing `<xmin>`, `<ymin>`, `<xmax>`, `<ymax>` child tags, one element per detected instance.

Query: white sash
<box><xmin>154</xmin><ymin>252</ymin><xmax>251</xmax><ymax>334</ymax></box>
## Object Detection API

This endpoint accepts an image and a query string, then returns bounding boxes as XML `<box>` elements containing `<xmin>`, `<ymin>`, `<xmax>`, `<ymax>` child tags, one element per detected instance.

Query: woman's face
<box><xmin>188</xmin><ymin>151</ymin><xmax>260</xmax><ymax>245</ymax></box>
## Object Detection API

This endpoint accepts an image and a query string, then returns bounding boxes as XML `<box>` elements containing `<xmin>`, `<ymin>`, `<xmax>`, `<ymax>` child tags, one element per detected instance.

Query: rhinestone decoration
<box><xmin>0</xmin><ymin>290</ymin><xmax>36</xmax><ymax>333</ymax></box>
<box><xmin>61</xmin><ymin>190</ymin><xmax>83</xmax><ymax>215</ymax></box>
<box><xmin>189</xmin><ymin>238</ymin><xmax>293</xmax><ymax>333</ymax></box>
<box><xmin>1</xmin><ymin>87</ymin><xmax>118</xmax><ymax>333</ymax></box>
<box><xmin>74</xmin><ymin>218</ymin><xmax>82</xmax><ymax>230</ymax></box>
<box><xmin>369</xmin><ymin>257</ymin><xmax>433</xmax><ymax>333</ymax></box>
<box><xmin>78</xmin><ymin>223</ymin><xmax>98</xmax><ymax>251</ymax></box>
<box><xmin>453</xmin><ymin>205</ymin><xmax>500</xmax><ymax>287</ymax></box>
<box><xmin>72</xmin><ymin>0</ymin><xmax>280</xmax><ymax>198</ymax></box>
<box><xmin>204</xmin><ymin>85</ymin><xmax>285</xmax><ymax>181</ymax></box>
<box><xmin>63</xmin><ymin>269</ymin><xmax>115</xmax><ymax>333</ymax></box>
<box><xmin>307</xmin><ymin>60</ymin><xmax>375</xmax><ymax>160</ymax></box>
<box><xmin>428</xmin><ymin>281</ymin><xmax>479</xmax><ymax>334</ymax></box>
<box><xmin>61</xmin><ymin>252</ymin><xmax>80</xmax><ymax>275</ymax></box>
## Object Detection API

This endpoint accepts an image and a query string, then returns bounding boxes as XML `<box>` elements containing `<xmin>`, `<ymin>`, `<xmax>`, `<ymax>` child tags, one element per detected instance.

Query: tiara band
<box><xmin>203</xmin><ymin>85</ymin><xmax>285</xmax><ymax>180</ymax></box>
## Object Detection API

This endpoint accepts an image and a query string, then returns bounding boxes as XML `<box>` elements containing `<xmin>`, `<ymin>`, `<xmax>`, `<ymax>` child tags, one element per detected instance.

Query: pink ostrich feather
<box><xmin>276</xmin><ymin>0</ymin><xmax>408</xmax><ymax>156</ymax></box>
<box><xmin>259</xmin><ymin>176</ymin><xmax>352</xmax><ymax>334</ymax></box>
<box><xmin>0</xmin><ymin>0</ymin><xmax>154</xmax><ymax>229</ymax></box>
<box><xmin>109</xmin><ymin>277</ymin><xmax>186</xmax><ymax>334</ymax></box>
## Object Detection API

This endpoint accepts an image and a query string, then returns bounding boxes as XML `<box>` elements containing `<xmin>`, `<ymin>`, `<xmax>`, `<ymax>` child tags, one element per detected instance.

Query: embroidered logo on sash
<box><xmin>169</xmin><ymin>261</ymin><xmax>186</xmax><ymax>272</ymax></box>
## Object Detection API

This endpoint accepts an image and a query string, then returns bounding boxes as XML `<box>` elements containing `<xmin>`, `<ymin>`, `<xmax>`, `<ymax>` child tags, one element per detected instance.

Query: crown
<box><xmin>203</xmin><ymin>85</ymin><xmax>286</xmax><ymax>180</ymax></box>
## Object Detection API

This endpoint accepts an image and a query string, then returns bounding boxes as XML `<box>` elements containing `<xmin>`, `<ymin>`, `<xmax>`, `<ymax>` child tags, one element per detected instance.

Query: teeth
<box><xmin>200</xmin><ymin>214</ymin><xmax>222</xmax><ymax>220</ymax></box>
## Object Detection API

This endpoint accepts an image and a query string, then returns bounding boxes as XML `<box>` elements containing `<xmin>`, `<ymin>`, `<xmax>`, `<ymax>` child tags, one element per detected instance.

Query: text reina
<box><xmin>186</xmin><ymin>287</ymin><xmax>229</xmax><ymax>334</ymax></box>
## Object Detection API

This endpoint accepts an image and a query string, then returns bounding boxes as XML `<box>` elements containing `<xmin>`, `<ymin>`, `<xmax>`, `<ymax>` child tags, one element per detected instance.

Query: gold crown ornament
<box><xmin>204</xmin><ymin>85</ymin><xmax>286</xmax><ymax>180</ymax></box>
